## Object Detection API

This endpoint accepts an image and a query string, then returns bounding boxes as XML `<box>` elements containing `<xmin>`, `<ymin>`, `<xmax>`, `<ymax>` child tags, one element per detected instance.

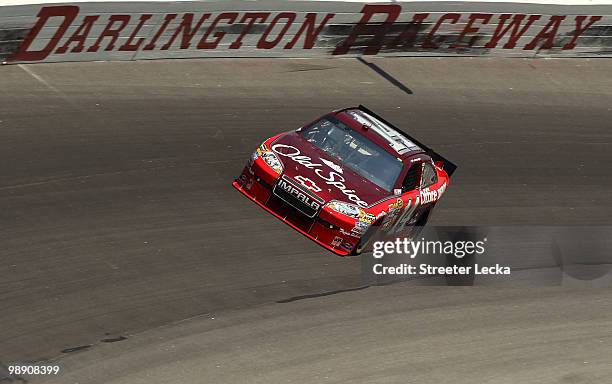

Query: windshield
<box><xmin>301</xmin><ymin>116</ymin><xmax>403</xmax><ymax>191</ymax></box>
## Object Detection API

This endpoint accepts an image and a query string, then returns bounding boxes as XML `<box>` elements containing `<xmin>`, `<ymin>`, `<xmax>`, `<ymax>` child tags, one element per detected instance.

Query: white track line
<box><xmin>18</xmin><ymin>64</ymin><xmax>62</xmax><ymax>94</ymax></box>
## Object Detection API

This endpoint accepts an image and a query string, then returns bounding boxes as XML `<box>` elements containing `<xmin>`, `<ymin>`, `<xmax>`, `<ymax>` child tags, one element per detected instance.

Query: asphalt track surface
<box><xmin>1</xmin><ymin>58</ymin><xmax>611</xmax><ymax>383</ymax></box>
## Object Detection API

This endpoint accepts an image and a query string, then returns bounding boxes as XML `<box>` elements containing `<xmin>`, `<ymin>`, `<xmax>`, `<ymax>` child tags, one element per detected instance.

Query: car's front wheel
<box><xmin>354</xmin><ymin>219</ymin><xmax>383</xmax><ymax>255</ymax></box>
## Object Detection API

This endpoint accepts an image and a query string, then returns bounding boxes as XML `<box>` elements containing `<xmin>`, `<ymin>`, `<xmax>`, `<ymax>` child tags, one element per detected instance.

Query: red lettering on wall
<box><xmin>144</xmin><ymin>14</ymin><xmax>177</xmax><ymax>50</ymax></box>
<box><xmin>87</xmin><ymin>15</ymin><xmax>131</xmax><ymax>52</ymax></box>
<box><xmin>9</xmin><ymin>5</ymin><xmax>79</xmax><ymax>62</ymax></box>
<box><xmin>563</xmin><ymin>15</ymin><xmax>602</xmax><ymax>50</ymax></box>
<box><xmin>229</xmin><ymin>12</ymin><xmax>270</xmax><ymax>49</ymax></box>
<box><xmin>161</xmin><ymin>13</ymin><xmax>210</xmax><ymax>50</ymax></box>
<box><xmin>119</xmin><ymin>14</ymin><xmax>153</xmax><ymax>51</ymax></box>
<box><xmin>484</xmin><ymin>14</ymin><xmax>541</xmax><ymax>49</ymax></box>
<box><xmin>55</xmin><ymin>15</ymin><xmax>99</xmax><ymax>53</ymax></box>
<box><xmin>524</xmin><ymin>15</ymin><xmax>565</xmax><ymax>50</ymax></box>
<box><xmin>333</xmin><ymin>4</ymin><xmax>401</xmax><ymax>55</ymax></box>
<box><xmin>9</xmin><ymin>7</ymin><xmax>601</xmax><ymax>62</ymax></box>
<box><xmin>450</xmin><ymin>13</ymin><xmax>492</xmax><ymax>49</ymax></box>
<box><xmin>421</xmin><ymin>13</ymin><xmax>461</xmax><ymax>49</ymax></box>
<box><xmin>387</xmin><ymin>13</ymin><xmax>429</xmax><ymax>49</ymax></box>
<box><xmin>197</xmin><ymin>12</ymin><xmax>238</xmax><ymax>49</ymax></box>
<box><xmin>257</xmin><ymin>12</ymin><xmax>296</xmax><ymax>49</ymax></box>
<box><xmin>284</xmin><ymin>13</ymin><xmax>334</xmax><ymax>49</ymax></box>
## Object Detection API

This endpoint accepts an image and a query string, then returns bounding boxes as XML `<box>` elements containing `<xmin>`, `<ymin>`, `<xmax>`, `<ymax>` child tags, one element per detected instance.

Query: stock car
<box><xmin>232</xmin><ymin>106</ymin><xmax>456</xmax><ymax>256</ymax></box>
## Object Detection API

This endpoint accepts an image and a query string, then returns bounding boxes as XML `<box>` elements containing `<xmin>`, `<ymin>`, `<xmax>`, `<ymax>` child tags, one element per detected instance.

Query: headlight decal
<box><xmin>326</xmin><ymin>201</ymin><xmax>380</xmax><ymax>237</ymax></box>
<box><xmin>326</xmin><ymin>200</ymin><xmax>362</xmax><ymax>219</ymax></box>
<box><xmin>257</xmin><ymin>145</ymin><xmax>283</xmax><ymax>174</ymax></box>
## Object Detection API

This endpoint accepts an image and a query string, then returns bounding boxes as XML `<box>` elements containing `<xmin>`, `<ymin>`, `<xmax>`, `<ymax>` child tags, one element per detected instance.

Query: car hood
<box><xmin>270</xmin><ymin>132</ymin><xmax>392</xmax><ymax>208</ymax></box>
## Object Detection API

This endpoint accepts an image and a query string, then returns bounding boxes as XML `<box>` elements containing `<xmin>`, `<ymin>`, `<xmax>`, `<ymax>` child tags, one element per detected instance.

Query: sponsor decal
<box><xmin>393</xmin><ymin>188</ymin><xmax>402</xmax><ymax>195</ymax></box>
<box><xmin>294</xmin><ymin>175</ymin><xmax>321</xmax><ymax>193</ymax></box>
<box><xmin>419</xmin><ymin>188</ymin><xmax>437</xmax><ymax>204</ymax></box>
<box><xmin>389</xmin><ymin>198</ymin><xmax>403</xmax><ymax>210</ymax></box>
<box><xmin>419</xmin><ymin>182</ymin><xmax>446</xmax><ymax>204</ymax></box>
<box><xmin>255</xmin><ymin>147</ymin><xmax>266</xmax><ymax>158</ymax></box>
<box><xmin>351</xmin><ymin>210</ymin><xmax>376</xmax><ymax>236</ymax></box>
<box><xmin>272</xmin><ymin>144</ymin><xmax>368</xmax><ymax>208</ymax></box>
<box><xmin>340</xmin><ymin>228</ymin><xmax>361</xmax><ymax>238</ymax></box>
<box><xmin>358</xmin><ymin>210</ymin><xmax>376</xmax><ymax>224</ymax></box>
<box><xmin>331</xmin><ymin>236</ymin><xmax>343</xmax><ymax>247</ymax></box>
<box><xmin>275</xmin><ymin>177</ymin><xmax>322</xmax><ymax>213</ymax></box>
<box><xmin>351</xmin><ymin>220</ymin><xmax>370</xmax><ymax>236</ymax></box>
<box><xmin>382</xmin><ymin>198</ymin><xmax>405</xmax><ymax>230</ymax></box>
<box><xmin>356</xmin><ymin>220</ymin><xmax>370</xmax><ymax>228</ymax></box>
<box><xmin>320</xmin><ymin>158</ymin><xmax>343</xmax><ymax>174</ymax></box>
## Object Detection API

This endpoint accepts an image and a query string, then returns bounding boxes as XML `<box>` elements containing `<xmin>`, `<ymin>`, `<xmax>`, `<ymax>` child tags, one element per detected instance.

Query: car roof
<box><xmin>333</xmin><ymin>107</ymin><xmax>426</xmax><ymax>159</ymax></box>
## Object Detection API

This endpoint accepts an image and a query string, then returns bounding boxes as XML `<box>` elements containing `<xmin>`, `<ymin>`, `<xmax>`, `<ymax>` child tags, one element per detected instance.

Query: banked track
<box><xmin>1</xmin><ymin>57</ymin><xmax>611</xmax><ymax>383</ymax></box>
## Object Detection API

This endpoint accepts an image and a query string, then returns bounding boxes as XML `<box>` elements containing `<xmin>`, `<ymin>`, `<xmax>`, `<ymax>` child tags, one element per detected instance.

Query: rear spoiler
<box><xmin>356</xmin><ymin>105</ymin><xmax>457</xmax><ymax>177</ymax></box>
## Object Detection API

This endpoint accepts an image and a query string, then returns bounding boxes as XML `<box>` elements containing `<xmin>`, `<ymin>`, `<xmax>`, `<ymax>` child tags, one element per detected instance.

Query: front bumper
<box><xmin>233</xmin><ymin>166</ymin><xmax>359</xmax><ymax>256</ymax></box>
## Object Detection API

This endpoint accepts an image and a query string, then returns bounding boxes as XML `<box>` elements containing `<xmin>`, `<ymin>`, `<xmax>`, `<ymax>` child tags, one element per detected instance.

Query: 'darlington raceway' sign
<box><xmin>3</xmin><ymin>3</ymin><xmax>610</xmax><ymax>63</ymax></box>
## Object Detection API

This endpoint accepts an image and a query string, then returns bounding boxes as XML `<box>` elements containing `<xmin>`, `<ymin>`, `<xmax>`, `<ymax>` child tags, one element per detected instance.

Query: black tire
<box><xmin>354</xmin><ymin>219</ymin><xmax>382</xmax><ymax>255</ymax></box>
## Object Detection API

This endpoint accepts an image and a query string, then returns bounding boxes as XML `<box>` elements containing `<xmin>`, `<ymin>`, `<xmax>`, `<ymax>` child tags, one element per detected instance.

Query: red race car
<box><xmin>233</xmin><ymin>106</ymin><xmax>456</xmax><ymax>256</ymax></box>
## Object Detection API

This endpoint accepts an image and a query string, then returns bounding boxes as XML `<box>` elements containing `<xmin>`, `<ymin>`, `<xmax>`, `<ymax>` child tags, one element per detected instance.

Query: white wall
<box><xmin>1</xmin><ymin>0</ymin><xmax>611</xmax><ymax>63</ymax></box>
